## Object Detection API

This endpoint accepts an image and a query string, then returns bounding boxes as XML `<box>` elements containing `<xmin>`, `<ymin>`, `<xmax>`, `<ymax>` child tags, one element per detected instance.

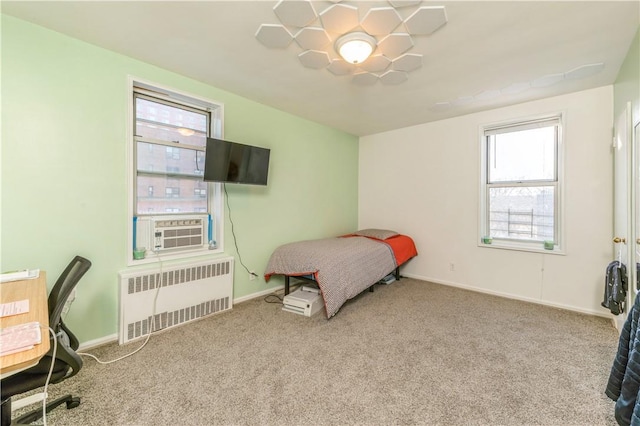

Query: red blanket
<box><xmin>382</xmin><ymin>234</ymin><xmax>418</xmax><ymax>266</ymax></box>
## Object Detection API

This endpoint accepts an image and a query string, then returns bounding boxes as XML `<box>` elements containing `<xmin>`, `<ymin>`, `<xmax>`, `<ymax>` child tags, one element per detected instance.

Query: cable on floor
<box><xmin>77</xmin><ymin>257</ymin><xmax>165</xmax><ymax>364</ymax></box>
<box><xmin>263</xmin><ymin>283</ymin><xmax>302</xmax><ymax>304</ymax></box>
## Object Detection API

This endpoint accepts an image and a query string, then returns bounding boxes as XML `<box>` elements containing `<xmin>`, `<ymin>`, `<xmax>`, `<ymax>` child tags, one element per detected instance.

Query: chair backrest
<box><xmin>0</xmin><ymin>256</ymin><xmax>92</xmax><ymax>400</ymax></box>
<box><xmin>48</xmin><ymin>256</ymin><xmax>92</xmax><ymax>332</ymax></box>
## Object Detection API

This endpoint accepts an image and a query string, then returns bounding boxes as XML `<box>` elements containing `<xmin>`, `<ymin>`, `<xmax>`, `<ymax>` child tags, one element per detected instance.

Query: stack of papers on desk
<box><xmin>0</xmin><ymin>299</ymin><xmax>29</xmax><ymax>317</ymax></box>
<box><xmin>0</xmin><ymin>321</ymin><xmax>42</xmax><ymax>356</ymax></box>
<box><xmin>1</xmin><ymin>269</ymin><xmax>39</xmax><ymax>283</ymax></box>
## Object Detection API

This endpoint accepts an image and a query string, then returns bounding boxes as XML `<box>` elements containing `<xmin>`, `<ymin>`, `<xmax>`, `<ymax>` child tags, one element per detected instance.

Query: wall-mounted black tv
<box><xmin>203</xmin><ymin>137</ymin><xmax>271</xmax><ymax>186</ymax></box>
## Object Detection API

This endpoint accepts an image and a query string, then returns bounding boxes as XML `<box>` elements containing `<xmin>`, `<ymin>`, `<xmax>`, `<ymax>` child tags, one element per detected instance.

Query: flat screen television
<box><xmin>203</xmin><ymin>137</ymin><xmax>271</xmax><ymax>186</ymax></box>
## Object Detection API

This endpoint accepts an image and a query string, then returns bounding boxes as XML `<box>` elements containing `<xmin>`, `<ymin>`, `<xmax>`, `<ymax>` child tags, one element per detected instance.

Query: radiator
<box><xmin>118</xmin><ymin>256</ymin><xmax>234</xmax><ymax>344</ymax></box>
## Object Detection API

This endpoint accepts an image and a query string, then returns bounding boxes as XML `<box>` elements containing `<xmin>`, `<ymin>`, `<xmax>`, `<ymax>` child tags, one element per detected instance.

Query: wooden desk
<box><xmin>0</xmin><ymin>272</ymin><xmax>50</xmax><ymax>377</ymax></box>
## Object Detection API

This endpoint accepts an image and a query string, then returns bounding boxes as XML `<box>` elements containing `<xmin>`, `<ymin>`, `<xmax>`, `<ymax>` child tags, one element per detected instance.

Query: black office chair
<box><xmin>1</xmin><ymin>255</ymin><xmax>91</xmax><ymax>426</ymax></box>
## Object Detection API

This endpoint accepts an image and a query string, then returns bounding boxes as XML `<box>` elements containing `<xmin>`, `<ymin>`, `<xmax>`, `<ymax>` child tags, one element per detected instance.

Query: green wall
<box><xmin>614</xmin><ymin>27</ymin><xmax>640</xmax><ymax>125</ymax></box>
<box><xmin>1</xmin><ymin>16</ymin><xmax>358</xmax><ymax>344</ymax></box>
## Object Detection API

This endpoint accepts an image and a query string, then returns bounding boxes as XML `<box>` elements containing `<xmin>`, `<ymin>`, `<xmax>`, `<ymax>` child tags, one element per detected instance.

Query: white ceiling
<box><xmin>2</xmin><ymin>1</ymin><xmax>639</xmax><ymax>136</ymax></box>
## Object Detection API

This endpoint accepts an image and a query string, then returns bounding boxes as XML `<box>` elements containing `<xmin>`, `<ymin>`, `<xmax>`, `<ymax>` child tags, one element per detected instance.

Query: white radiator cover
<box><xmin>118</xmin><ymin>256</ymin><xmax>234</xmax><ymax>344</ymax></box>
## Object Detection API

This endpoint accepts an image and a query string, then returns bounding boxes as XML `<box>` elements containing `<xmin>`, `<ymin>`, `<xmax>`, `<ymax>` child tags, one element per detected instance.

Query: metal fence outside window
<box><xmin>489</xmin><ymin>209</ymin><xmax>554</xmax><ymax>241</ymax></box>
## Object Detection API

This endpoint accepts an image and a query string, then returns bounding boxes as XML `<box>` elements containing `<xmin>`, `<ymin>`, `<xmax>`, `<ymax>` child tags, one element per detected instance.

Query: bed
<box><xmin>264</xmin><ymin>229</ymin><xmax>418</xmax><ymax>318</ymax></box>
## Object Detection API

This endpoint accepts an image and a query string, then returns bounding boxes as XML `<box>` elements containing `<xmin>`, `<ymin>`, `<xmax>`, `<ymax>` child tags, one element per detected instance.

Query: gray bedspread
<box><xmin>264</xmin><ymin>236</ymin><xmax>397</xmax><ymax>318</ymax></box>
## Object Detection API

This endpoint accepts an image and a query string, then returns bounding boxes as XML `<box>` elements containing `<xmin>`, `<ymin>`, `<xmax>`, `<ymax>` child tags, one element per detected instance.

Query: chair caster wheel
<box><xmin>66</xmin><ymin>397</ymin><xmax>81</xmax><ymax>409</ymax></box>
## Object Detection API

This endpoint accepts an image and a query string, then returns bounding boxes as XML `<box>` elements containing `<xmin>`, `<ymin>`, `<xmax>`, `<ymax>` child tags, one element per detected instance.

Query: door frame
<box><xmin>613</xmin><ymin>102</ymin><xmax>633</xmax><ymax>332</ymax></box>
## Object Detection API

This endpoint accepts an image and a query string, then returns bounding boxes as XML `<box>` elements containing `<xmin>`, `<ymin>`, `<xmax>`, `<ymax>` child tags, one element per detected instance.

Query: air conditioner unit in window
<box><xmin>135</xmin><ymin>215</ymin><xmax>208</xmax><ymax>254</ymax></box>
<box><xmin>152</xmin><ymin>217</ymin><xmax>204</xmax><ymax>251</ymax></box>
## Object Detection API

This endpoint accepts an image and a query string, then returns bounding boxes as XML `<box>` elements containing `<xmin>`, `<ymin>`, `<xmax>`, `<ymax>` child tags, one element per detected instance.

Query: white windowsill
<box><xmin>478</xmin><ymin>240</ymin><xmax>565</xmax><ymax>255</ymax></box>
<box><xmin>127</xmin><ymin>246</ymin><xmax>225</xmax><ymax>267</ymax></box>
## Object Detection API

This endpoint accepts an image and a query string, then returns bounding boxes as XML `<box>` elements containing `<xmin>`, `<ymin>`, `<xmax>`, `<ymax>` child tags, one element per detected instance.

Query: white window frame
<box><xmin>478</xmin><ymin>113</ymin><xmax>565</xmax><ymax>254</ymax></box>
<box><xmin>126</xmin><ymin>77</ymin><xmax>225</xmax><ymax>265</ymax></box>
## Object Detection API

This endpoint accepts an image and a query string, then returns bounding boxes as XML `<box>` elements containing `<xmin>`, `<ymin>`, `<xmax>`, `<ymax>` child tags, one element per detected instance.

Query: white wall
<box><xmin>359</xmin><ymin>86</ymin><xmax>613</xmax><ymax>316</ymax></box>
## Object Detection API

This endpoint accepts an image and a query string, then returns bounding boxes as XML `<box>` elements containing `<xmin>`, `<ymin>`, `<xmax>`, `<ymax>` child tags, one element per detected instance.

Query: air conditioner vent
<box><xmin>153</xmin><ymin>218</ymin><xmax>204</xmax><ymax>251</ymax></box>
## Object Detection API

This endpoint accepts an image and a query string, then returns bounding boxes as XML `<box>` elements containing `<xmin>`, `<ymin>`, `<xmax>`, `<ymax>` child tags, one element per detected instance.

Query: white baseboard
<box><xmin>82</xmin><ymin>276</ymin><xmax>611</xmax><ymax>348</ymax></box>
<box><xmin>78</xmin><ymin>333</ymin><xmax>118</xmax><ymax>351</ymax></box>
<box><xmin>402</xmin><ymin>272</ymin><xmax>612</xmax><ymax>320</ymax></box>
<box><xmin>612</xmin><ymin>315</ymin><xmax>625</xmax><ymax>333</ymax></box>
<box><xmin>234</xmin><ymin>285</ymin><xmax>285</xmax><ymax>304</ymax></box>
<box><xmin>78</xmin><ymin>286</ymin><xmax>286</xmax><ymax>350</ymax></box>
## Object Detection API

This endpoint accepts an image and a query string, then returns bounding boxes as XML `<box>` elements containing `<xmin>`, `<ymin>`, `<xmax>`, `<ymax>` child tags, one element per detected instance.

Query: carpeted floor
<box><xmin>21</xmin><ymin>278</ymin><xmax>620</xmax><ymax>425</ymax></box>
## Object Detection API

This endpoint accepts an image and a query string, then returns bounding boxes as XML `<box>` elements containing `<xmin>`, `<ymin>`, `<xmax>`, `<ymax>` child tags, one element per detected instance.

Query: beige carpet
<box><xmin>24</xmin><ymin>278</ymin><xmax>620</xmax><ymax>425</ymax></box>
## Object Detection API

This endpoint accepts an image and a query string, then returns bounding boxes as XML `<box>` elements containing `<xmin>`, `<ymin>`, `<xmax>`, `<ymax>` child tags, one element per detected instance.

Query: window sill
<box><xmin>127</xmin><ymin>246</ymin><xmax>225</xmax><ymax>267</ymax></box>
<box><xmin>478</xmin><ymin>240</ymin><xmax>565</xmax><ymax>255</ymax></box>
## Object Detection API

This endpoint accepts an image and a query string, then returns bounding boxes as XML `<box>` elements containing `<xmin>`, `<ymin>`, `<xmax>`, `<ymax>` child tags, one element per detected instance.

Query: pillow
<box><xmin>353</xmin><ymin>228</ymin><xmax>399</xmax><ymax>240</ymax></box>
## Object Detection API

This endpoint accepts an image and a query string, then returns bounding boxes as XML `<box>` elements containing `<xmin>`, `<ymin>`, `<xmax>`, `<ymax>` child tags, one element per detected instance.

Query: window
<box><xmin>165</xmin><ymin>187</ymin><xmax>180</xmax><ymax>198</ymax></box>
<box><xmin>129</xmin><ymin>79</ymin><xmax>224</xmax><ymax>262</ymax></box>
<box><xmin>166</xmin><ymin>146</ymin><xmax>180</xmax><ymax>160</ymax></box>
<box><xmin>480</xmin><ymin>115</ymin><xmax>563</xmax><ymax>252</ymax></box>
<box><xmin>135</xmin><ymin>93</ymin><xmax>208</xmax><ymax>214</ymax></box>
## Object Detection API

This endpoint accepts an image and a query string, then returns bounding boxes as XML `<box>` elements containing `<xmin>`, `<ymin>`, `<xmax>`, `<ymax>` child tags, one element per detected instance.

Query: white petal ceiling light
<box><xmin>405</xmin><ymin>6</ymin><xmax>448</xmax><ymax>35</ymax></box>
<box><xmin>388</xmin><ymin>1</ymin><xmax>422</xmax><ymax>7</ymax></box>
<box><xmin>327</xmin><ymin>59</ymin><xmax>356</xmax><ymax>76</ymax></box>
<box><xmin>256</xmin><ymin>0</ymin><xmax>449</xmax><ymax>85</ymax></box>
<box><xmin>378</xmin><ymin>33</ymin><xmax>414</xmax><ymax>58</ymax></box>
<box><xmin>360</xmin><ymin>7</ymin><xmax>402</xmax><ymax>36</ymax></box>
<box><xmin>319</xmin><ymin>4</ymin><xmax>359</xmax><ymax>34</ymax></box>
<box><xmin>335</xmin><ymin>32</ymin><xmax>377</xmax><ymax>64</ymax></box>
<box><xmin>380</xmin><ymin>70</ymin><xmax>409</xmax><ymax>85</ymax></box>
<box><xmin>298</xmin><ymin>50</ymin><xmax>331</xmax><ymax>69</ymax></box>
<box><xmin>295</xmin><ymin>27</ymin><xmax>331</xmax><ymax>50</ymax></box>
<box><xmin>359</xmin><ymin>55</ymin><xmax>392</xmax><ymax>73</ymax></box>
<box><xmin>273</xmin><ymin>0</ymin><xmax>317</xmax><ymax>27</ymax></box>
<box><xmin>393</xmin><ymin>53</ymin><xmax>422</xmax><ymax>72</ymax></box>
<box><xmin>353</xmin><ymin>72</ymin><xmax>380</xmax><ymax>86</ymax></box>
<box><xmin>255</xmin><ymin>24</ymin><xmax>293</xmax><ymax>49</ymax></box>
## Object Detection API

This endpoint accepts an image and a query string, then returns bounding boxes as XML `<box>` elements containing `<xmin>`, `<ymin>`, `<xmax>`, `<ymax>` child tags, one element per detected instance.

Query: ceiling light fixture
<box><xmin>177</xmin><ymin>128</ymin><xmax>195</xmax><ymax>136</ymax></box>
<box><xmin>335</xmin><ymin>32</ymin><xmax>377</xmax><ymax>65</ymax></box>
<box><xmin>255</xmin><ymin>1</ymin><xmax>449</xmax><ymax>85</ymax></box>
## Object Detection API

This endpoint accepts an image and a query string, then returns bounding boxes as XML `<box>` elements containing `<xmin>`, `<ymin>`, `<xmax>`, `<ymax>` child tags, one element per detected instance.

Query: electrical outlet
<box><xmin>249</xmin><ymin>271</ymin><xmax>256</xmax><ymax>281</ymax></box>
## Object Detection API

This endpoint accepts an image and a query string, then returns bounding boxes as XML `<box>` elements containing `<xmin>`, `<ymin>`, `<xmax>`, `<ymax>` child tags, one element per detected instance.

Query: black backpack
<box><xmin>602</xmin><ymin>260</ymin><xmax>628</xmax><ymax>315</ymax></box>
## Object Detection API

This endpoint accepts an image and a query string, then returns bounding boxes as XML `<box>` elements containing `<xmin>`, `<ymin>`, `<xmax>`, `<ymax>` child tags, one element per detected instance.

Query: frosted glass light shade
<box><xmin>335</xmin><ymin>32</ymin><xmax>377</xmax><ymax>64</ymax></box>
